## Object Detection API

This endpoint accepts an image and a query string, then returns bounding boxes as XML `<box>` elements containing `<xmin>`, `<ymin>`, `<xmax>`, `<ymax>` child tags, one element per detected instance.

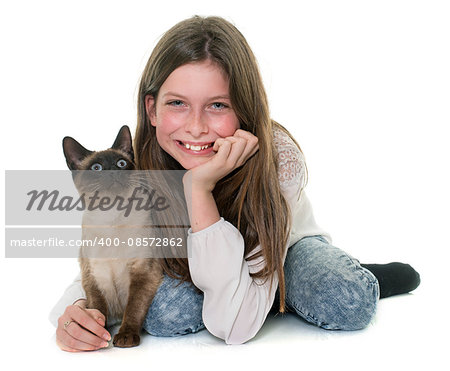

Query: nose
<box><xmin>184</xmin><ymin>109</ymin><xmax>209</xmax><ymax>137</ymax></box>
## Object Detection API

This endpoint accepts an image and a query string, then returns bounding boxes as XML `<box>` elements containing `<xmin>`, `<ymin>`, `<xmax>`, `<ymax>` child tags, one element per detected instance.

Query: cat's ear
<box><xmin>62</xmin><ymin>136</ymin><xmax>93</xmax><ymax>170</ymax></box>
<box><xmin>112</xmin><ymin>125</ymin><xmax>134</xmax><ymax>161</ymax></box>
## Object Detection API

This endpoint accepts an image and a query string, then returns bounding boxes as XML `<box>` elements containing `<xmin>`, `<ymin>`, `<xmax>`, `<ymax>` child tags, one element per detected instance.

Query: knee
<box><xmin>288</xmin><ymin>264</ymin><xmax>379</xmax><ymax>331</ymax></box>
<box><xmin>284</xmin><ymin>237</ymin><xmax>379</xmax><ymax>330</ymax></box>
<box><xmin>313</xmin><ymin>267</ymin><xmax>379</xmax><ymax>330</ymax></box>
<box><xmin>143</xmin><ymin>306</ymin><xmax>204</xmax><ymax>337</ymax></box>
<box><xmin>142</xmin><ymin>279</ymin><xmax>205</xmax><ymax>337</ymax></box>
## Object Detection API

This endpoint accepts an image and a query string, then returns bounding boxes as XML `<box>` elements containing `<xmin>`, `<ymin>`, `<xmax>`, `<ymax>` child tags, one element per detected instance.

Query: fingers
<box><xmin>56</xmin><ymin>305</ymin><xmax>110</xmax><ymax>352</ymax></box>
<box><xmin>85</xmin><ymin>308</ymin><xmax>106</xmax><ymax>327</ymax></box>
<box><xmin>187</xmin><ymin>128</ymin><xmax>259</xmax><ymax>191</ymax></box>
<box><xmin>234</xmin><ymin>129</ymin><xmax>259</xmax><ymax>157</ymax></box>
<box><xmin>66</xmin><ymin>321</ymin><xmax>108</xmax><ymax>348</ymax></box>
<box><xmin>69</xmin><ymin>306</ymin><xmax>110</xmax><ymax>341</ymax></box>
<box><xmin>212</xmin><ymin>137</ymin><xmax>236</xmax><ymax>163</ymax></box>
<box><xmin>213</xmin><ymin>129</ymin><xmax>259</xmax><ymax>169</ymax></box>
<box><xmin>56</xmin><ymin>325</ymin><xmax>106</xmax><ymax>352</ymax></box>
<box><xmin>235</xmin><ymin>130</ymin><xmax>259</xmax><ymax>163</ymax></box>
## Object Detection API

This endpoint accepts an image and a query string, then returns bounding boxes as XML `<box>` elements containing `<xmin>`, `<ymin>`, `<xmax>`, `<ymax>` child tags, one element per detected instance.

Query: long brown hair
<box><xmin>134</xmin><ymin>15</ymin><xmax>304</xmax><ymax>313</ymax></box>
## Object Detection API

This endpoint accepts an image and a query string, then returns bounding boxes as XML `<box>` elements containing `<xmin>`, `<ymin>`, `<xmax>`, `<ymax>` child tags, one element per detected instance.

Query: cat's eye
<box><xmin>91</xmin><ymin>163</ymin><xmax>103</xmax><ymax>171</ymax></box>
<box><xmin>117</xmin><ymin>159</ymin><xmax>127</xmax><ymax>168</ymax></box>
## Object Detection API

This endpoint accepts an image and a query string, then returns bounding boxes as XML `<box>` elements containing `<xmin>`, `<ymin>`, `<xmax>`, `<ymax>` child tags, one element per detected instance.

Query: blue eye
<box><xmin>117</xmin><ymin>159</ymin><xmax>127</xmax><ymax>168</ymax></box>
<box><xmin>169</xmin><ymin>100</ymin><xmax>184</xmax><ymax>106</ymax></box>
<box><xmin>91</xmin><ymin>163</ymin><xmax>102</xmax><ymax>171</ymax></box>
<box><xmin>212</xmin><ymin>102</ymin><xmax>227</xmax><ymax>109</ymax></box>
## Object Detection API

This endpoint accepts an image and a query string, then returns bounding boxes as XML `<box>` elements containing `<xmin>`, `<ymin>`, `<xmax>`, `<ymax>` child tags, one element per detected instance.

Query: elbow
<box><xmin>224</xmin><ymin>319</ymin><xmax>261</xmax><ymax>345</ymax></box>
<box><xmin>203</xmin><ymin>311</ymin><xmax>262</xmax><ymax>345</ymax></box>
<box><xmin>224</xmin><ymin>332</ymin><xmax>257</xmax><ymax>345</ymax></box>
<box><xmin>208</xmin><ymin>322</ymin><xmax>258</xmax><ymax>345</ymax></box>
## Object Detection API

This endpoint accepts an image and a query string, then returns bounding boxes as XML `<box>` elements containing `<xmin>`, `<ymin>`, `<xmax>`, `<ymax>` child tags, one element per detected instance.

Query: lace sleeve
<box><xmin>273</xmin><ymin>127</ymin><xmax>306</xmax><ymax>191</ymax></box>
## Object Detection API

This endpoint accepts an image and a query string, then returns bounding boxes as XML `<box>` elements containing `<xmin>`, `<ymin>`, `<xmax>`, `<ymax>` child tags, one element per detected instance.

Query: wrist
<box><xmin>182</xmin><ymin>170</ymin><xmax>216</xmax><ymax>194</ymax></box>
<box><xmin>183</xmin><ymin>182</ymin><xmax>220</xmax><ymax>233</ymax></box>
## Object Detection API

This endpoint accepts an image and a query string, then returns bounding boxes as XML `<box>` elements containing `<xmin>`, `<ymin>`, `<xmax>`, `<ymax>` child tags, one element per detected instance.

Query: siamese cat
<box><xmin>62</xmin><ymin>125</ymin><xmax>181</xmax><ymax>348</ymax></box>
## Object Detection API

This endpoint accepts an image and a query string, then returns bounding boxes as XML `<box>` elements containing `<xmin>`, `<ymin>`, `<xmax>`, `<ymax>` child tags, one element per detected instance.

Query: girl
<box><xmin>51</xmin><ymin>15</ymin><xmax>420</xmax><ymax>351</ymax></box>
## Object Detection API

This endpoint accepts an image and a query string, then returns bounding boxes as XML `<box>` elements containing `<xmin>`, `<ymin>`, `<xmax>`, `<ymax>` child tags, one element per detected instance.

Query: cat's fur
<box><xmin>62</xmin><ymin>125</ymin><xmax>163</xmax><ymax>348</ymax></box>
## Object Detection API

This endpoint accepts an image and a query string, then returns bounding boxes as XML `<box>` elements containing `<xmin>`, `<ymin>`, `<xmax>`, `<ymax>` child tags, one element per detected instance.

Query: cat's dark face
<box><xmin>63</xmin><ymin>125</ymin><xmax>136</xmax><ymax>196</ymax></box>
<box><xmin>62</xmin><ymin>125</ymin><xmax>135</xmax><ymax>171</ymax></box>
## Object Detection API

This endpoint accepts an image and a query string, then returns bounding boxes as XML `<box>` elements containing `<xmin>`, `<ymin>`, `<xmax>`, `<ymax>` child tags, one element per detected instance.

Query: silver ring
<box><xmin>63</xmin><ymin>320</ymin><xmax>74</xmax><ymax>330</ymax></box>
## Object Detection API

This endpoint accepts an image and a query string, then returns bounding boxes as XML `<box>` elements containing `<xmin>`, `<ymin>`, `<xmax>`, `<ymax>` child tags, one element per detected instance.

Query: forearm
<box><xmin>183</xmin><ymin>179</ymin><xmax>220</xmax><ymax>233</ymax></box>
<box><xmin>187</xmin><ymin>219</ymin><xmax>277</xmax><ymax>344</ymax></box>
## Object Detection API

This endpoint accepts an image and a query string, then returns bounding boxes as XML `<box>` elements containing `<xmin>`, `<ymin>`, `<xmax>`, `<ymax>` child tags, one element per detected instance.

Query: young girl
<box><xmin>50</xmin><ymin>15</ymin><xmax>420</xmax><ymax>351</ymax></box>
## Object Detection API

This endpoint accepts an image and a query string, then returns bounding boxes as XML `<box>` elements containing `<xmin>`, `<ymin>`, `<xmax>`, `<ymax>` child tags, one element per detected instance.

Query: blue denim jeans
<box><xmin>142</xmin><ymin>235</ymin><xmax>379</xmax><ymax>336</ymax></box>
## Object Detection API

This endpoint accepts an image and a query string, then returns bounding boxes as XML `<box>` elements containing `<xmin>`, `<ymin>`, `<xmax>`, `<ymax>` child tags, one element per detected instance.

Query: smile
<box><xmin>176</xmin><ymin>141</ymin><xmax>214</xmax><ymax>152</ymax></box>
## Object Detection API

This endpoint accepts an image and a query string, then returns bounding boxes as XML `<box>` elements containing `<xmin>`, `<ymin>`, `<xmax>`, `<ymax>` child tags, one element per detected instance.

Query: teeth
<box><xmin>182</xmin><ymin>142</ymin><xmax>211</xmax><ymax>151</ymax></box>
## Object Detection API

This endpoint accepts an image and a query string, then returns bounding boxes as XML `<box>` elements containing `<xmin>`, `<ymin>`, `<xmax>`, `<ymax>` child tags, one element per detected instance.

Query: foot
<box><xmin>361</xmin><ymin>262</ymin><xmax>421</xmax><ymax>299</ymax></box>
<box><xmin>113</xmin><ymin>331</ymin><xmax>140</xmax><ymax>348</ymax></box>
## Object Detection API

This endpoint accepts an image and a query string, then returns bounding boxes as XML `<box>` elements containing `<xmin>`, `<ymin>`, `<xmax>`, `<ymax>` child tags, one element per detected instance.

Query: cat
<box><xmin>62</xmin><ymin>125</ymin><xmax>169</xmax><ymax>348</ymax></box>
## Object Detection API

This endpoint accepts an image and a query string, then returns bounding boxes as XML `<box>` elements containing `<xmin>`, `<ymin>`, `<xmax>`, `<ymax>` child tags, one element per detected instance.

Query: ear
<box><xmin>111</xmin><ymin>125</ymin><xmax>134</xmax><ymax>161</ymax></box>
<box><xmin>62</xmin><ymin>137</ymin><xmax>93</xmax><ymax>170</ymax></box>
<box><xmin>145</xmin><ymin>95</ymin><xmax>157</xmax><ymax>127</ymax></box>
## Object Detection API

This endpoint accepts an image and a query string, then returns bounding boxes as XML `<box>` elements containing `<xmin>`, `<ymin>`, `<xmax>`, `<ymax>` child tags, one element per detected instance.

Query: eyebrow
<box><xmin>162</xmin><ymin>92</ymin><xmax>231</xmax><ymax>101</ymax></box>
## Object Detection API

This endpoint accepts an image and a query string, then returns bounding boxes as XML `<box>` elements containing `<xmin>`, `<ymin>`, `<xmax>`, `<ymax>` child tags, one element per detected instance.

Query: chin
<box><xmin>179</xmin><ymin>156</ymin><xmax>211</xmax><ymax>170</ymax></box>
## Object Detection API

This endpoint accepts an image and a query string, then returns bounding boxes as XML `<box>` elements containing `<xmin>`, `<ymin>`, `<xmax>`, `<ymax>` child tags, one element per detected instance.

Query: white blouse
<box><xmin>48</xmin><ymin>127</ymin><xmax>332</xmax><ymax>344</ymax></box>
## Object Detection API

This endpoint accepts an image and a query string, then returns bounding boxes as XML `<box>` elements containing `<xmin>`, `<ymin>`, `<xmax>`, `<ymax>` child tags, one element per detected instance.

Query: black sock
<box><xmin>360</xmin><ymin>262</ymin><xmax>421</xmax><ymax>299</ymax></box>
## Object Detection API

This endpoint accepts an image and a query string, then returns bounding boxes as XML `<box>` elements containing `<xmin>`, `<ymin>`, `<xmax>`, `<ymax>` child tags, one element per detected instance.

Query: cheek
<box><xmin>155</xmin><ymin>106</ymin><xmax>240</xmax><ymax>139</ymax></box>
<box><xmin>212</xmin><ymin>115</ymin><xmax>240</xmax><ymax>137</ymax></box>
<box><xmin>155</xmin><ymin>111</ymin><xmax>181</xmax><ymax>137</ymax></box>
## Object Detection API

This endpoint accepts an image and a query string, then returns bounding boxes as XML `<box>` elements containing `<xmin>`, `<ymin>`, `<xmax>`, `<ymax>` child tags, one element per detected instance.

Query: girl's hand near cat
<box><xmin>56</xmin><ymin>300</ymin><xmax>111</xmax><ymax>352</ymax></box>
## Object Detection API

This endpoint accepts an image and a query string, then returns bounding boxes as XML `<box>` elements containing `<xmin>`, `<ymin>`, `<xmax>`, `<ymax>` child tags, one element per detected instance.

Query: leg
<box><xmin>114</xmin><ymin>261</ymin><xmax>163</xmax><ymax>347</ymax></box>
<box><xmin>282</xmin><ymin>235</ymin><xmax>379</xmax><ymax>330</ymax></box>
<box><xmin>80</xmin><ymin>261</ymin><xmax>108</xmax><ymax>324</ymax></box>
<box><xmin>142</xmin><ymin>274</ymin><xmax>205</xmax><ymax>337</ymax></box>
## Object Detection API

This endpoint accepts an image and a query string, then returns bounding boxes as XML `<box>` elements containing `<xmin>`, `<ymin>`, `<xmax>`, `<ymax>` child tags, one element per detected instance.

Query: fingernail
<box><xmin>101</xmin><ymin>342</ymin><xmax>109</xmax><ymax>348</ymax></box>
<box><xmin>103</xmin><ymin>333</ymin><xmax>111</xmax><ymax>341</ymax></box>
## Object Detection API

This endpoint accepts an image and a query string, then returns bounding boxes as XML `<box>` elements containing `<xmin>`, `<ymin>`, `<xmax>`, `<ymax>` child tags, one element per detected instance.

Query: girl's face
<box><xmin>146</xmin><ymin>60</ymin><xmax>240</xmax><ymax>170</ymax></box>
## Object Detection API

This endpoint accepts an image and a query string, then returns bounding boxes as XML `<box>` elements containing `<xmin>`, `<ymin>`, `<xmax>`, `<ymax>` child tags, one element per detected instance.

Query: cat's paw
<box><xmin>113</xmin><ymin>332</ymin><xmax>140</xmax><ymax>348</ymax></box>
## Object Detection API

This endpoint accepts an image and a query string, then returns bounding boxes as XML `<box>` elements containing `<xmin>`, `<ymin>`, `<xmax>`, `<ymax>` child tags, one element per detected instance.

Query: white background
<box><xmin>1</xmin><ymin>0</ymin><xmax>449</xmax><ymax>369</ymax></box>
